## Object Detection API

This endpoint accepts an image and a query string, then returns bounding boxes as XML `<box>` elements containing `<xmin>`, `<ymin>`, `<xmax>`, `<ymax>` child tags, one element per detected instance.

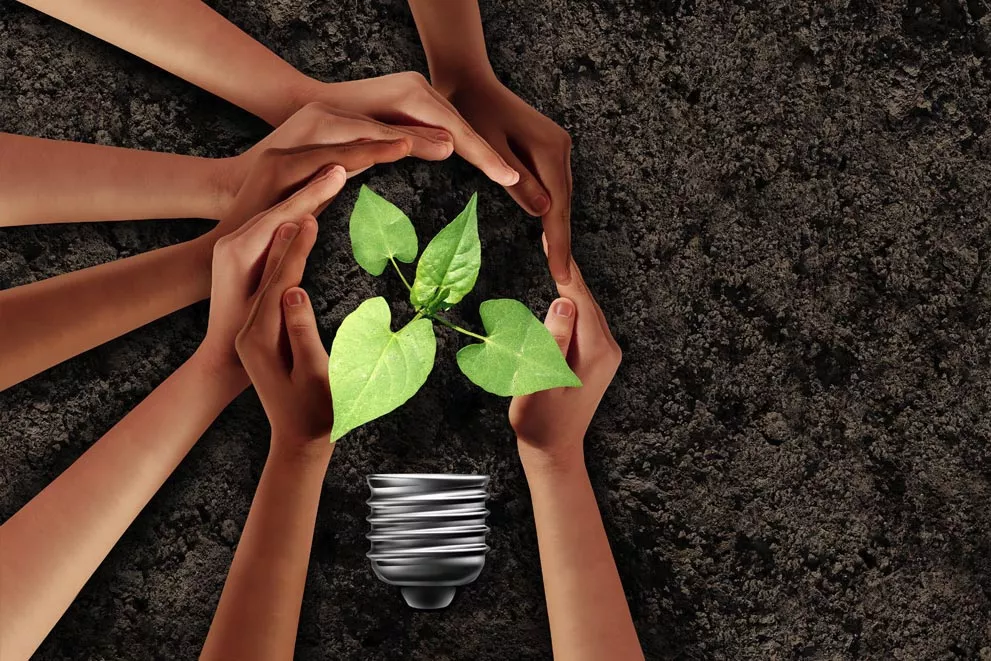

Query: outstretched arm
<box><xmin>510</xmin><ymin>247</ymin><xmax>643</xmax><ymax>660</ymax></box>
<box><xmin>0</xmin><ymin>170</ymin><xmax>345</xmax><ymax>661</ymax></box>
<box><xmin>202</xmin><ymin>278</ymin><xmax>335</xmax><ymax>657</ymax></box>
<box><xmin>0</xmin><ymin>132</ymin><xmax>232</xmax><ymax>226</ymax></box>
<box><xmin>407</xmin><ymin>0</ymin><xmax>574</xmax><ymax>283</ymax></box>
<box><xmin>0</xmin><ymin>139</ymin><xmax>409</xmax><ymax>391</ymax></box>
<box><xmin>16</xmin><ymin>0</ymin><xmax>518</xmax><ymax>185</ymax></box>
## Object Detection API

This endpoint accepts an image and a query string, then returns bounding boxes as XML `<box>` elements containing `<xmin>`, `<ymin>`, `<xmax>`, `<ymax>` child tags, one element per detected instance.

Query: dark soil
<box><xmin>2</xmin><ymin>0</ymin><xmax>991</xmax><ymax>659</ymax></box>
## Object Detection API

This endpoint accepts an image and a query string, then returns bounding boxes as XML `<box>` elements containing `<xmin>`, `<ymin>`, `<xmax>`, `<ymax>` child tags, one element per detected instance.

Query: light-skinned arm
<box><xmin>0</xmin><ymin>136</ymin><xmax>411</xmax><ymax>390</ymax></box>
<box><xmin>508</xmin><ymin>243</ymin><xmax>644</xmax><ymax>661</ymax></box>
<box><xmin>0</xmin><ymin>170</ymin><xmax>346</xmax><ymax>661</ymax></box>
<box><xmin>15</xmin><ymin>0</ymin><xmax>518</xmax><ymax>186</ymax></box>
<box><xmin>0</xmin><ymin>104</ymin><xmax>450</xmax><ymax>227</ymax></box>
<box><xmin>407</xmin><ymin>0</ymin><xmax>574</xmax><ymax>283</ymax></box>
<box><xmin>0</xmin><ymin>132</ymin><xmax>230</xmax><ymax>225</ymax></box>
<box><xmin>201</xmin><ymin>275</ymin><xmax>335</xmax><ymax>658</ymax></box>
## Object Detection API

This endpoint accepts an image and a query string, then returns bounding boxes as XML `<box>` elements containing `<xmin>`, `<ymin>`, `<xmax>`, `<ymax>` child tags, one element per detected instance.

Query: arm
<box><xmin>202</xmin><ymin>249</ymin><xmax>334</xmax><ymax>658</ymax></box>
<box><xmin>0</xmin><ymin>351</ymin><xmax>244</xmax><ymax>661</ymax></box>
<box><xmin>15</xmin><ymin>0</ymin><xmax>517</xmax><ymax>185</ymax></box>
<box><xmin>0</xmin><ymin>139</ymin><xmax>410</xmax><ymax>391</ymax></box>
<box><xmin>509</xmin><ymin>250</ymin><xmax>643</xmax><ymax>660</ymax></box>
<box><xmin>200</xmin><ymin>439</ymin><xmax>331</xmax><ymax>661</ymax></box>
<box><xmin>0</xmin><ymin>133</ymin><xmax>232</xmax><ymax>226</ymax></box>
<box><xmin>407</xmin><ymin>0</ymin><xmax>574</xmax><ymax>283</ymax></box>
<box><xmin>0</xmin><ymin>169</ymin><xmax>346</xmax><ymax>661</ymax></box>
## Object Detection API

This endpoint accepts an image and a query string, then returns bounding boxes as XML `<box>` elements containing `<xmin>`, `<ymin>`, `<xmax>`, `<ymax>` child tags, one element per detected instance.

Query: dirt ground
<box><xmin>2</xmin><ymin>0</ymin><xmax>990</xmax><ymax>659</ymax></box>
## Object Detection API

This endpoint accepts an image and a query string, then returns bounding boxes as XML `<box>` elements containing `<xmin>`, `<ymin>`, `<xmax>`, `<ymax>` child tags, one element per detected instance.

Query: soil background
<box><xmin>2</xmin><ymin>1</ymin><xmax>991</xmax><ymax>659</ymax></box>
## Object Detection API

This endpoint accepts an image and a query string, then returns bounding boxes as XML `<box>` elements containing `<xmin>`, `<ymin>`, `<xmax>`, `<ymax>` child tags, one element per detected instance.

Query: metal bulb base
<box><xmin>366</xmin><ymin>474</ymin><xmax>490</xmax><ymax>610</ymax></box>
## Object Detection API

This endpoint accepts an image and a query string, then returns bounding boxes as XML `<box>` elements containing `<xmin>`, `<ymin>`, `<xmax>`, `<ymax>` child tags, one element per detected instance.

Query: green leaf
<box><xmin>349</xmin><ymin>185</ymin><xmax>418</xmax><ymax>276</ymax></box>
<box><xmin>456</xmin><ymin>299</ymin><xmax>582</xmax><ymax>396</ymax></box>
<box><xmin>410</xmin><ymin>193</ymin><xmax>480</xmax><ymax>310</ymax></box>
<box><xmin>329</xmin><ymin>297</ymin><xmax>436</xmax><ymax>441</ymax></box>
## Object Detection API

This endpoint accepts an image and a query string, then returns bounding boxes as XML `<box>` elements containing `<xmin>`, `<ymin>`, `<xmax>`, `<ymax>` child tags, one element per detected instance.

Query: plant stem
<box><xmin>390</xmin><ymin>257</ymin><xmax>412</xmax><ymax>292</ymax></box>
<box><xmin>431</xmin><ymin>313</ymin><xmax>488</xmax><ymax>342</ymax></box>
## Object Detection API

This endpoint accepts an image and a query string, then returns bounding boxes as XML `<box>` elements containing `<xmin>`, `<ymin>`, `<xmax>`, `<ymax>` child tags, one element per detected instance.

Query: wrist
<box><xmin>429</xmin><ymin>61</ymin><xmax>497</xmax><ymax>99</ymax></box>
<box><xmin>188</xmin><ymin>345</ymin><xmax>250</xmax><ymax>394</ymax></box>
<box><xmin>517</xmin><ymin>440</ymin><xmax>586</xmax><ymax>480</ymax></box>
<box><xmin>268</xmin><ymin>437</ymin><xmax>334</xmax><ymax>471</ymax></box>
<box><xmin>208</xmin><ymin>156</ymin><xmax>243</xmax><ymax>219</ymax></box>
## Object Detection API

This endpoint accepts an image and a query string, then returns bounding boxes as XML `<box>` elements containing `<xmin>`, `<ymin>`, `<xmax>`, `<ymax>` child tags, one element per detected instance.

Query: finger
<box><xmin>241</xmin><ymin>217</ymin><xmax>319</xmax><ymax>347</ymax></box>
<box><xmin>256</xmin><ymin>220</ymin><xmax>305</xmax><ymax>294</ymax></box>
<box><xmin>498</xmin><ymin>140</ymin><xmax>551</xmax><ymax>217</ymax></box>
<box><xmin>283</xmin><ymin>287</ymin><xmax>329</xmax><ymax>374</ymax></box>
<box><xmin>531</xmin><ymin>146</ymin><xmax>573</xmax><ymax>284</ymax></box>
<box><xmin>402</xmin><ymin>91</ymin><xmax>519</xmax><ymax>186</ymax></box>
<box><xmin>307</xmin><ymin>106</ymin><xmax>454</xmax><ymax>161</ymax></box>
<box><xmin>544</xmin><ymin>297</ymin><xmax>576</xmax><ymax>358</ymax></box>
<box><xmin>543</xmin><ymin>236</ymin><xmax>613</xmax><ymax>344</ymax></box>
<box><xmin>232</xmin><ymin>162</ymin><xmax>345</xmax><ymax>245</ymax></box>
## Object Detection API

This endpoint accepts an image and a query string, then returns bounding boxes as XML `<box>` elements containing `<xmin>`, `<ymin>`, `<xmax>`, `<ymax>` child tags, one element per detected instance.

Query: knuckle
<box><xmin>404</xmin><ymin>71</ymin><xmax>429</xmax><ymax>87</ymax></box>
<box><xmin>287</xmin><ymin>321</ymin><xmax>311</xmax><ymax>339</ymax></box>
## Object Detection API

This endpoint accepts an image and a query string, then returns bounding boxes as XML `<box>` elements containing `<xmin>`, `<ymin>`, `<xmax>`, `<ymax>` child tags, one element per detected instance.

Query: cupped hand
<box><xmin>293</xmin><ymin>72</ymin><xmax>520</xmax><ymax>188</ymax></box>
<box><xmin>509</xmin><ymin>243</ymin><xmax>621</xmax><ymax>467</ymax></box>
<box><xmin>199</xmin><ymin>164</ymin><xmax>345</xmax><ymax>377</ymax></box>
<box><xmin>214</xmin><ymin>139</ymin><xmax>411</xmax><ymax>237</ymax></box>
<box><xmin>223</xmin><ymin>101</ymin><xmax>455</xmax><ymax>192</ymax></box>
<box><xmin>443</xmin><ymin>74</ymin><xmax>574</xmax><ymax>284</ymax></box>
<box><xmin>235</xmin><ymin>278</ymin><xmax>333</xmax><ymax>458</ymax></box>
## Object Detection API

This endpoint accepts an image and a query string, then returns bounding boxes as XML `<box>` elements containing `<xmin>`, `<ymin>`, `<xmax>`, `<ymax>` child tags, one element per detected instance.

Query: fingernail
<box><xmin>285</xmin><ymin>290</ymin><xmax>305</xmax><ymax>307</ymax></box>
<box><xmin>552</xmin><ymin>299</ymin><xmax>574</xmax><ymax>318</ymax></box>
<box><xmin>279</xmin><ymin>223</ymin><xmax>300</xmax><ymax>240</ymax></box>
<box><xmin>532</xmin><ymin>195</ymin><xmax>550</xmax><ymax>213</ymax></box>
<box><xmin>506</xmin><ymin>169</ymin><xmax>520</xmax><ymax>185</ymax></box>
<box><xmin>434</xmin><ymin>131</ymin><xmax>453</xmax><ymax>143</ymax></box>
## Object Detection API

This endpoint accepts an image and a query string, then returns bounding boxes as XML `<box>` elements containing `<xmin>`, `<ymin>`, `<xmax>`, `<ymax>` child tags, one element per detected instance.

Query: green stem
<box><xmin>431</xmin><ymin>313</ymin><xmax>488</xmax><ymax>342</ymax></box>
<box><xmin>390</xmin><ymin>257</ymin><xmax>412</xmax><ymax>291</ymax></box>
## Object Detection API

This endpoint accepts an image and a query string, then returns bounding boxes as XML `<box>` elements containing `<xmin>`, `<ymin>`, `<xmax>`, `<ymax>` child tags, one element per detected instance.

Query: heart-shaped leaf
<box><xmin>456</xmin><ymin>299</ymin><xmax>582</xmax><ymax>396</ymax></box>
<box><xmin>329</xmin><ymin>297</ymin><xmax>436</xmax><ymax>441</ymax></box>
<box><xmin>410</xmin><ymin>193</ymin><xmax>480</xmax><ymax>311</ymax></box>
<box><xmin>349</xmin><ymin>185</ymin><xmax>418</xmax><ymax>276</ymax></box>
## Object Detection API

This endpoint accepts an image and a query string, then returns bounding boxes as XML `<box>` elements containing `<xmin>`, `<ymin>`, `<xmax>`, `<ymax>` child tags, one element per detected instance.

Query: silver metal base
<box><xmin>366</xmin><ymin>474</ymin><xmax>490</xmax><ymax>610</ymax></box>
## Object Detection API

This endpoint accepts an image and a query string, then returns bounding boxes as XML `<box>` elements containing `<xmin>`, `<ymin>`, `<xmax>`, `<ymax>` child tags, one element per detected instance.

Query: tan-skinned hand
<box><xmin>443</xmin><ymin>73</ymin><xmax>574</xmax><ymax>284</ymax></box>
<box><xmin>223</xmin><ymin>101</ymin><xmax>454</xmax><ymax>192</ymax></box>
<box><xmin>235</xmin><ymin>279</ymin><xmax>333</xmax><ymax>460</ymax></box>
<box><xmin>509</xmin><ymin>238</ymin><xmax>621</xmax><ymax>466</ymax></box>
<box><xmin>213</xmin><ymin>138</ymin><xmax>412</xmax><ymax>238</ymax></box>
<box><xmin>292</xmin><ymin>73</ymin><xmax>521</xmax><ymax>188</ymax></box>
<box><xmin>199</xmin><ymin>163</ymin><xmax>346</xmax><ymax>376</ymax></box>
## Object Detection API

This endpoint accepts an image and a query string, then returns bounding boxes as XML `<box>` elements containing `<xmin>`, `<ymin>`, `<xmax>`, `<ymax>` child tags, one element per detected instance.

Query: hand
<box><xmin>441</xmin><ymin>73</ymin><xmax>574</xmax><ymax>284</ymax></box>
<box><xmin>290</xmin><ymin>72</ymin><xmax>520</xmax><ymax>187</ymax></box>
<box><xmin>221</xmin><ymin>101</ymin><xmax>455</xmax><ymax>195</ymax></box>
<box><xmin>509</xmin><ymin>243</ymin><xmax>621</xmax><ymax>467</ymax></box>
<box><xmin>213</xmin><ymin>139</ymin><xmax>411</xmax><ymax>237</ymax></box>
<box><xmin>235</xmin><ymin>281</ymin><xmax>333</xmax><ymax>459</ymax></box>
<box><xmin>198</xmin><ymin>164</ymin><xmax>346</xmax><ymax>377</ymax></box>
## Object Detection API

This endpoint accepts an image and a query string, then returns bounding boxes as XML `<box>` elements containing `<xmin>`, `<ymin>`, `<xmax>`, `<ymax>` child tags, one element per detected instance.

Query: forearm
<box><xmin>0</xmin><ymin>232</ymin><xmax>216</xmax><ymax>390</ymax></box>
<box><xmin>520</xmin><ymin>445</ymin><xmax>644</xmax><ymax>661</ymax></box>
<box><xmin>408</xmin><ymin>0</ymin><xmax>494</xmax><ymax>92</ymax></box>
<box><xmin>0</xmin><ymin>350</ymin><xmax>245</xmax><ymax>661</ymax></box>
<box><xmin>0</xmin><ymin>133</ymin><xmax>234</xmax><ymax>226</ymax></box>
<box><xmin>201</xmin><ymin>445</ymin><xmax>332</xmax><ymax>661</ymax></box>
<box><xmin>17</xmin><ymin>0</ymin><xmax>308</xmax><ymax>125</ymax></box>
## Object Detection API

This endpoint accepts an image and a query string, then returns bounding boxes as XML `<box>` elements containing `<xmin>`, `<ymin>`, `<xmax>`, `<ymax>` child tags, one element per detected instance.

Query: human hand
<box><xmin>235</xmin><ymin>280</ymin><xmax>333</xmax><ymax>460</ymax></box>
<box><xmin>440</xmin><ymin>73</ymin><xmax>574</xmax><ymax>284</ymax></box>
<box><xmin>213</xmin><ymin>139</ymin><xmax>411</xmax><ymax>238</ymax></box>
<box><xmin>198</xmin><ymin>163</ymin><xmax>345</xmax><ymax>378</ymax></box>
<box><xmin>509</xmin><ymin>242</ymin><xmax>621</xmax><ymax>468</ymax></box>
<box><xmin>289</xmin><ymin>72</ymin><xmax>520</xmax><ymax>188</ymax></box>
<box><xmin>221</xmin><ymin>101</ymin><xmax>455</xmax><ymax>197</ymax></box>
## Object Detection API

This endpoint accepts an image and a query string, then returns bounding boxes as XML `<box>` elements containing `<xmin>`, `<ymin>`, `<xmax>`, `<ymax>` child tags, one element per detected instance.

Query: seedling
<box><xmin>328</xmin><ymin>186</ymin><xmax>581</xmax><ymax>441</ymax></box>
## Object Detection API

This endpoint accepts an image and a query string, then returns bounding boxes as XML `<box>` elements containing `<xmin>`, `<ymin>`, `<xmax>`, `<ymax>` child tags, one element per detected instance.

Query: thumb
<box><xmin>544</xmin><ymin>297</ymin><xmax>576</xmax><ymax>357</ymax></box>
<box><xmin>282</xmin><ymin>287</ymin><xmax>328</xmax><ymax>374</ymax></box>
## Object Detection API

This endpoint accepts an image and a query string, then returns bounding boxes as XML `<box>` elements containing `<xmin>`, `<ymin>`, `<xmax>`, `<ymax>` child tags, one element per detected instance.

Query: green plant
<box><xmin>328</xmin><ymin>186</ymin><xmax>581</xmax><ymax>441</ymax></box>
